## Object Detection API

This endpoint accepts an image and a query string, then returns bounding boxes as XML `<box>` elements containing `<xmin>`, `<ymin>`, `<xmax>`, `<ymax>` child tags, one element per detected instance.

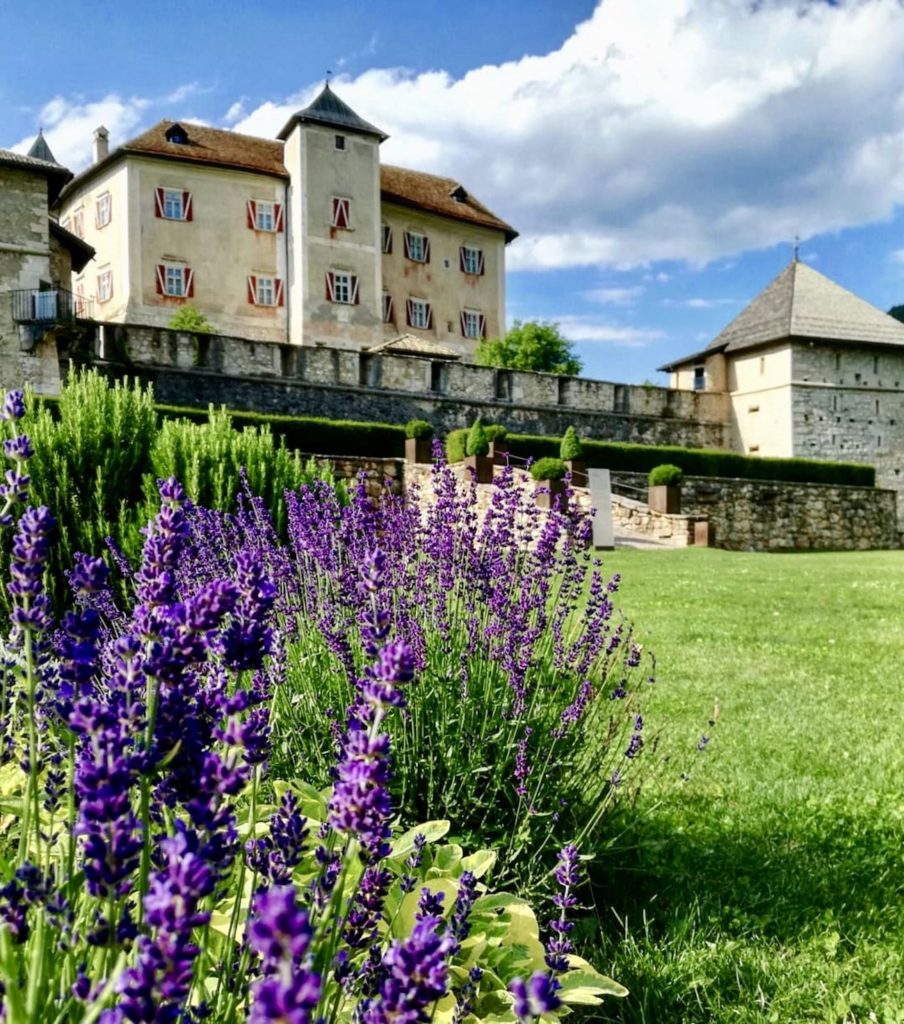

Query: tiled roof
<box><xmin>277</xmin><ymin>83</ymin><xmax>388</xmax><ymax>141</ymax></box>
<box><xmin>381</xmin><ymin>165</ymin><xmax>518</xmax><ymax>242</ymax></box>
<box><xmin>367</xmin><ymin>334</ymin><xmax>461</xmax><ymax>359</ymax></box>
<box><xmin>660</xmin><ymin>260</ymin><xmax>904</xmax><ymax>370</ymax></box>
<box><xmin>0</xmin><ymin>147</ymin><xmax>70</xmax><ymax>176</ymax></box>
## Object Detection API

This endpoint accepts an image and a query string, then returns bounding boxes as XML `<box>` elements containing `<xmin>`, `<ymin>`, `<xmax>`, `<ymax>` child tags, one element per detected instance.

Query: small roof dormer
<box><xmin>27</xmin><ymin>129</ymin><xmax>59</xmax><ymax>166</ymax></box>
<box><xmin>164</xmin><ymin>122</ymin><xmax>190</xmax><ymax>145</ymax></box>
<box><xmin>277</xmin><ymin>82</ymin><xmax>388</xmax><ymax>142</ymax></box>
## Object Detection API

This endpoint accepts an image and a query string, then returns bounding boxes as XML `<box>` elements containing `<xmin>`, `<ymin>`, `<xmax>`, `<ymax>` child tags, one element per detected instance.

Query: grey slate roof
<box><xmin>0</xmin><ymin>147</ymin><xmax>68</xmax><ymax>175</ymax></box>
<box><xmin>660</xmin><ymin>260</ymin><xmax>904</xmax><ymax>370</ymax></box>
<box><xmin>27</xmin><ymin>130</ymin><xmax>59</xmax><ymax>165</ymax></box>
<box><xmin>277</xmin><ymin>83</ymin><xmax>388</xmax><ymax>142</ymax></box>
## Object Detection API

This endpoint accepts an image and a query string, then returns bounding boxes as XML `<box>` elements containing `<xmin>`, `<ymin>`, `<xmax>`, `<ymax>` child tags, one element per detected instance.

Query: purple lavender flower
<box><xmin>246</xmin><ymin>792</ymin><xmax>309</xmax><ymax>886</ymax></box>
<box><xmin>509</xmin><ymin>972</ymin><xmax>561</xmax><ymax>1022</ymax></box>
<box><xmin>546</xmin><ymin>844</ymin><xmax>580</xmax><ymax>973</ymax></box>
<box><xmin>328</xmin><ymin>723</ymin><xmax>393</xmax><ymax>858</ymax></box>
<box><xmin>448</xmin><ymin>870</ymin><xmax>478</xmax><ymax>953</ymax></box>
<box><xmin>218</xmin><ymin>549</ymin><xmax>276</xmax><ymax>671</ymax></box>
<box><xmin>8</xmin><ymin>505</ymin><xmax>55</xmax><ymax>631</ymax></box>
<box><xmin>1</xmin><ymin>390</ymin><xmax>25</xmax><ymax>422</ymax></box>
<box><xmin>416</xmin><ymin>886</ymin><xmax>446</xmax><ymax>921</ymax></box>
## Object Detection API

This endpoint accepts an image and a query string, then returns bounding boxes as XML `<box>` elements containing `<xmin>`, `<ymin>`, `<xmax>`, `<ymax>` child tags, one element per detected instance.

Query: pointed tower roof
<box><xmin>27</xmin><ymin>129</ymin><xmax>59</xmax><ymax>165</ymax></box>
<box><xmin>277</xmin><ymin>83</ymin><xmax>388</xmax><ymax>142</ymax></box>
<box><xmin>660</xmin><ymin>259</ymin><xmax>904</xmax><ymax>370</ymax></box>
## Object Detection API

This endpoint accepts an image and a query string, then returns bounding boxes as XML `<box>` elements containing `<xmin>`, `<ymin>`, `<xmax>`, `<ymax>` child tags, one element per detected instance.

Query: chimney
<box><xmin>92</xmin><ymin>126</ymin><xmax>109</xmax><ymax>164</ymax></box>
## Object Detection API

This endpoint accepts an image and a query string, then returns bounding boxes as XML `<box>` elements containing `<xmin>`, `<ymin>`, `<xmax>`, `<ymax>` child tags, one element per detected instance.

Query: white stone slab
<box><xmin>589</xmin><ymin>468</ymin><xmax>615</xmax><ymax>549</ymax></box>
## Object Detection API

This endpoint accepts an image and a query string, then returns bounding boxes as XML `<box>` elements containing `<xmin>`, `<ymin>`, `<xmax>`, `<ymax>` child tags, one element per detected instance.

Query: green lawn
<box><xmin>586</xmin><ymin>548</ymin><xmax>904</xmax><ymax>1024</ymax></box>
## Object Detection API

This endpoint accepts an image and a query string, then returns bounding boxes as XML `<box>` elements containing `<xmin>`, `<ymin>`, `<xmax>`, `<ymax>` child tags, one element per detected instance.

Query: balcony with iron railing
<box><xmin>10</xmin><ymin>288</ymin><xmax>93</xmax><ymax>326</ymax></box>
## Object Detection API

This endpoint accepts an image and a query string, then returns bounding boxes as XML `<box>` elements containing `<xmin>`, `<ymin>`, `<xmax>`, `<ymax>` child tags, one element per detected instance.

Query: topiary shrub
<box><xmin>531</xmin><ymin>456</ymin><xmax>567</xmax><ymax>481</ymax></box>
<box><xmin>466</xmin><ymin>418</ymin><xmax>490</xmax><ymax>457</ymax></box>
<box><xmin>445</xmin><ymin>428</ymin><xmax>468</xmax><ymax>463</ymax></box>
<box><xmin>485</xmin><ymin>424</ymin><xmax>508</xmax><ymax>443</ymax></box>
<box><xmin>560</xmin><ymin>426</ymin><xmax>584</xmax><ymax>461</ymax></box>
<box><xmin>405</xmin><ymin>419</ymin><xmax>433</xmax><ymax>439</ymax></box>
<box><xmin>648</xmin><ymin>463</ymin><xmax>684</xmax><ymax>487</ymax></box>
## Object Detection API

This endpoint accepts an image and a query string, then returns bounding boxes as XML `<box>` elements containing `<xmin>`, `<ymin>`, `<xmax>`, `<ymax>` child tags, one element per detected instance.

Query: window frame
<box><xmin>155</xmin><ymin>262</ymin><xmax>194</xmax><ymax>299</ymax></box>
<box><xmin>154</xmin><ymin>187</ymin><xmax>193</xmax><ymax>221</ymax></box>
<box><xmin>460</xmin><ymin>245</ymin><xmax>484</xmax><ymax>275</ymax></box>
<box><xmin>331</xmin><ymin>196</ymin><xmax>351</xmax><ymax>230</ymax></box>
<box><xmin>381</xmin><ymin>223</ymin><xmax>393</xmax><ymax>254</ymax></box>
<box><xmin>404</xmin><ymin>231</ymin><xmax>430</xmax><ymax>264</ymax></box>
<box><xmin>382</xmin><ymin>292</ymin><xmax>394</xmax><ymax>324</ymax></box>
<box><xmin>460</xmin><ymin>308</ymin><xmax>486</xmax><ymax>339</ymax></box>
<box><xmin>325</xmin><ymin>269</ymin><xmax>360</xmax><ymax>305</ymax></box>
<box><xmin>97</xmin><ymin>267</ymin><xmax>113</xmax><ymax>304</ymax></box>
<box><xmin>95</xmin><ymin>192</ymin><xmax>111</xmax><ymax>229</ymax></box>
<box><xmin>246</xmin><ymin>274</ymin><xmax>285</xmax><ymax>307</ymax></box>
<box><xmin>71</xmin><ymin>208</ymin><xmax>85</xmax><ymax>239</ymax></box>
<box><xmin>407</xmin><ymin>297</ymin><xmax>432</xmax><ymax>330</ymax></box>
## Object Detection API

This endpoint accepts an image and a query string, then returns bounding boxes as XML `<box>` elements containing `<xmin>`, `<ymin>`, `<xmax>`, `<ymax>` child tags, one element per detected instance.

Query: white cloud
<box><xmin>552</xmin><ymin>315</ymin><xmax>664</xmax><ymax>347</ymax></box>
<box><xmin>663</xmin><ymin>296</ymin><xmax>741</xmax><ymax>309</ymax></box>
<box><xmin>583</xmin><ymin>285</ymin><xmax>645</xmax><ymax>305</ymax></box>
<box><xmin>231</xmin><ymin>0</ymin><xmax>904</xmax><ymax>271</ymax></box>
<box><xmin>891</xmin><ymin>249</ymin><xmax>904</xmax><ymax>265</ymax></box>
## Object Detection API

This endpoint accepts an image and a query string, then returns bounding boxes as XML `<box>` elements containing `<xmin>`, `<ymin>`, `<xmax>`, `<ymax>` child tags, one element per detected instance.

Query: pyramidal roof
<box><xmin>27</xmin><ymin>129</ymin><xmax>59</xmax><ymax>165</ymax></box>
<box><xmin>277</xmin><ymin>83</ymin><xmax>388</xmax><ymax>142</ymax></box>
<box><xmin>661</xmin><ymin>260</ymin><xmax>904</xmax><ymax>370</ymax></box>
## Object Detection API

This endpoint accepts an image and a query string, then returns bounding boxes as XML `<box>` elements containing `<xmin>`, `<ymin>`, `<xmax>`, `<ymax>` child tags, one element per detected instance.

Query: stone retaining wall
<box><xmin>610</xmin><ymin>494</ymin><xmax>698</xmax><ymax>547</ymax></box>
<box><xmin>612</xmin><ymin>471</ymin><xmax>899</xmax><ymax>551</ymax></box>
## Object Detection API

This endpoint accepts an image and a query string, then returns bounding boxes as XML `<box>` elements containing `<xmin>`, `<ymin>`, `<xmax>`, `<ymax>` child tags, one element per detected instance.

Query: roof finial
<box><xmin>792</xmin><ymin>234</ymin><xmax>800</xmax><ymax>262</ymax></box>
<box><xmin>325</xmin><ymin>69</ymin><xmax>333</xmax><ymax>86</ymax></box>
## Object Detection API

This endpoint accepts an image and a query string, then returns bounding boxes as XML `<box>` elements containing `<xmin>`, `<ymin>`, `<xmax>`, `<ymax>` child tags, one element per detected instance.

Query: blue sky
<box><xmin>5</xmin><ymin>0</ymin><xmax>904</xmax><ymax>383</ymax></box>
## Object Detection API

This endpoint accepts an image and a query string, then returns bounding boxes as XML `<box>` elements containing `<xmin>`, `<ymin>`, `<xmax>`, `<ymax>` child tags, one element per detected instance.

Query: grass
<box><xmin>583</xmin><ymin>548</ymin><xmax>904</xmax><ymax>1024</ymax></box>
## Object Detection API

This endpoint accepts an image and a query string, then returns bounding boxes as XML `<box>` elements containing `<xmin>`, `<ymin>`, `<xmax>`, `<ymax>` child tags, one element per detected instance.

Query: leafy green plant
<box><xmin>168</xmin><ymin>303</ymin><xmax>212</xmax><ymax>333</ymax></box>
<box><xmin>485</xmin><ymin>424</ymin><xmax>508</xmax><ymax>443</ymax></box>
<box><xmin>475</xmin><ymin>320</ymin><xmax>582</xmax><ymax>376</ymax></box>
<box><xmin>648</xmin><ymin>464</ymin><xmax>684</xmax><ymax>487</ymax></box>
<box><xmin>530</xmin><ymin>456</ymin><xmax>567</xmax><ymax>481</ymax></box>
<box><xmin>405</xmin><ymin>419</ymin><xmax>434</xmax><ymax>439</ymax></box>
<box><xmin>560</xmin><ymin>427</ymin><xmax>584</xmax><ymax>462</ymax></box>
<box><xmin>466</xmin><ymin>419</ymin><xmax>490</xmax><ymax>457</ymax></box>
<box><xmin>446</xmin><ymin>428</ymin><xmax>468</xmax><ymax>463</ymax></box>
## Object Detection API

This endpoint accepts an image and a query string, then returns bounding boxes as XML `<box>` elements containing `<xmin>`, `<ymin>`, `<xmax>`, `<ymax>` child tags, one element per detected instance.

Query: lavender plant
<box><xmin>0</xmin><ymin>390</ymin><xmax>626</xmax><ymax>1022</ymax></box>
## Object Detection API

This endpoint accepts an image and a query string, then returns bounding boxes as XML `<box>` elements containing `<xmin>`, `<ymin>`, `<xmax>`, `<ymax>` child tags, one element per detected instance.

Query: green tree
<box><xmin>887</xmin><ymin>304</ymin><xmax>904</xmax><ymax>324</ymax></box>
<box><xmin>169</xmin><ymin>304</ymin><xmax>212</xmax><ymax>333</ymax></box>
<box><xmin>475</xmin><ymin>320</ymin><xmax>582</xmax><ymax>376</ymax></box>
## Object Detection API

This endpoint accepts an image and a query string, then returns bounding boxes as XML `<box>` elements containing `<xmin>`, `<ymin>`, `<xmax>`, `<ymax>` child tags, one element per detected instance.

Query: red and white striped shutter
<box><xmin>423</xmin><ymin>236</ymin><xmax>431</xmax><ymax>263</ymax></box>
<box><xmin>479</xmin><ymin>314</ymin><xmax>487</xmax><ymax>338</ymax></box>
<box><xmin>406</xmin><ymin>299</ymin><xmax>414</xmax><ymax>327</ymax></box>
<box><xmin>403</xmin><ymin>232</ymin><xmax>412</xmax><ymax>260</ymax></box>
<box><xmin>325</xmin><ymin>271</ymin><xmax>335</xmax><ymax>302</ymax></box>
<box><xmin>154</xmin><ymin>188</ymin><xmax>164</xmax><ymax>218</ymax></box>
<box><xmin>246</xmin><ymin>200</ymin><xmax>256</xmax><ymax>229</ymax></box>
<box><xmin>107</xmin><ymin>270</ymin><xmax>113</xmax><ymax>299</ymax></box>
<box><xmin>351</xmin><ymin>275</ymin><xmax>360</xmax><ymax>305</ymax></box>
<box><xmin>183</xmin><ymin>192</ymin><xmax>193</xmax><ymax>221</ymax></box>
<box><xmin>274</xmin><ymin>203</ymin><xmax>284</xmax><ymax>232</ymax></box>
<box><xmin>338</xmin><ymin>198</ymin><xmax>350</xmax><ymax>228</ymax></box>
<box><xmin>383</xmin><ymin>294</ymin><xmax>393</xmax><ymax>322</ymax></box>
<box><xmin>184</xmin><ymin>268</ymin><xmax>194</xmax><ymax>298</ymax></box>
<box><xmin>426</xmin><ymin>303</ymin><xmax>433</xmax><ymax>329</ymax></box>
<box><xmin>155</xmin><ymin>265</ymin><xmax>166</xmax><ymax>295</ymax></box>
<box><xmin>275</xmin><ymin>278</ymin><xmax>285</xmax><ymax>307</ymax></box>
<box><xmin>459</xmin><ymin>311</ymin><xmax>467</xmax><ymax>335</ymax></box>
<box><xmin>247</xmin><ymin>275</ymin><xmax>258</xmax><ymax>305</ymax></box>
<box><xmin>477</xmin><ymin>250</ymin><xmax>485</xmax><ymax>275</ymax></box>
<box><xmin>459</xmin><ymin>246</ymin><xmax>467</xmax><ymax>272</ymax></box>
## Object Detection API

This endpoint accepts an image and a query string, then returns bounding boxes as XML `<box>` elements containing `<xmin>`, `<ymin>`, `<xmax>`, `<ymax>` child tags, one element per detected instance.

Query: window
<box><xmin>335</xmin><ymin>134</ymin><xmax>346</xmax><ymax>151</ymax></box>
<box><xmin>95</xmin><ymin>193</ymin><xmax>111</xmax><ymax>229</ymax></box>
<box><xmin>155</xmin><ymin>263</ymin><xmax>194</xmax><ymax>298</ymax></box>
<box><xmin>331</xmin><ymin>197</ymin><xmax>351</xmax><ymax>230</ymax></box>
<box><xmin>404</xmin><ymin>231</ymin><xmax>430</xmax><ymax>263</ymax></box>
<box><xmin>97</xmin><ymin>268</ymin><xmax>113</xmax><ymax>304</ymax></box>
<box><xmin>71</xmin><ymin>209</ymin><xmax>85</xmax><ymax>239</ymax></box>
<box><xmin>75</xmin><ymin>281</ymin><xmax>87</xmax><ymax>316</ymax></box>
<box><xmin>430</xmin><ymin>362</ymin><xmax>446</xmax><ymax>393</ymax></box>
<box><xmin>693</xmin><ymin>365</ymin><xmax>705</xmax><ymax>391</ymax></box>
<box><xmin>459</xmin><ymin>245</ymin><xmax>484</xmax><ymax>275</ymax></box>
<box><xmin>247</xmin><ymin>200</ymin><xmax>284</xmax><ymax>232</ymax></box>
<box><xmin>382</xmin><ymin>292</ymin><xmax>394</xmax><ymax>324</ymax></box>
<box><xmin>325</xmin><ymin>270</ymin><xmax>359</xmax><ymax>305</ymax></box>
<box><xmin>154</xmin><ymin>187</ymin><xmax>193</xmax><ymax>221</ymax></box>
<box><xmin>381</xmin><ymin>224</ymin><xmax>393</xmax><ymax>254</ymax></box>
<box><xmin>246</xmin><ymin>274</ymin><xmax>285</xmax><ymax>307</ymax></box>
<box><xmin>460</xmin><ymin>309</ymin><xmax>486</xmax><ymax>339</ymax></box>
<box><xmin>406</xmin><ymin>298</ymin><xmax>433</xmax><ymax>330</ymax></box>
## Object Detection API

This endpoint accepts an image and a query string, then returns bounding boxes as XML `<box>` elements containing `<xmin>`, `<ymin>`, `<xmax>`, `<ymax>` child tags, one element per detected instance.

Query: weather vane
<box><xmin>325</xmin><ymin>69</ymin><xmax>333</xmax><ymax>84</ymax></box>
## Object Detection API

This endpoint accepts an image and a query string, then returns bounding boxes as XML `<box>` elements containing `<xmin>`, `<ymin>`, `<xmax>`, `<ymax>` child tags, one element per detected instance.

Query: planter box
<box><xmin>534</xmin><ymin>478</ymin><xmax>567</xmax><ymax>510</ymax></box>
<box><xmin>489</xmin><ymin>440</ymin><xmax>509</xmax><ymax>466</ymax></box>
<box><xmin>693</xmin><ymin>519</ymin><xmax>714</xmax><ymax>547</ymax></box>
<box><xmin>565</xmin><ymin>459</ymin><xmax>587</xmax><ymax>487</ymax></box>
<box><xmin>464</xmin><ymin>454</ymin><xmax>494</xmax><ymax>484</ymax></box>
<box><xmin>648</xmin><ymin>484</ymin><xmax>681</xmax><ymax>514</ymax></box>
<box><xmin>405</xmin><ymin>436</ymin><xmax>433</xmax><ymax>464</ymax></box>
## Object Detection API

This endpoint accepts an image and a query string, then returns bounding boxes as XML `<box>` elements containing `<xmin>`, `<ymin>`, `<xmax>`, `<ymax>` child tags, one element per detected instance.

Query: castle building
<box><xmin>661</xmin><ymin>258</ymin><xmax>904</xmax><ymax>509</ymax></box>
<box><xmin>55</xmin><ymin>84</ymin><xmax>517</xmax><ymax>357</ymax></box>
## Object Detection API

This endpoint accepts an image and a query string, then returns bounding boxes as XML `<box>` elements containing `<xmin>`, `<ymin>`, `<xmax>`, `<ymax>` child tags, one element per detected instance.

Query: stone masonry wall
<box><xmin>610</xmin><ymin>495</ymin><xmax>697</xmax><ymax>546</ymax></box>
<box><xmin>92</xmin><ymin>323</ymin><xmax>729</xmax><ymax>448</ymax></box>
<box><xmin>612</xmin><ymin>471</ymin><xmax>899</xmax><ymax>551</ymax></box>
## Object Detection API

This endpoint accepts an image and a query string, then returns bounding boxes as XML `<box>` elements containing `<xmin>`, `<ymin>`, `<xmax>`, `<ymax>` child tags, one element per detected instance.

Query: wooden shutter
<box><xmin>423</xmin><ymin>236</ymin><xmax>430</xmax><ymax>264</ymax></box>
<box><xmin>155</xmin><ymin>265</ymin><xmax>166</xmax><ymax>295</ymax></box>
<box><xmin>426</xmin><ymin>303</ymin><xmax>433</xmax><ymax>329</ymax></box>
<box><xmin>325</xmin><ymin>271</ymin><xmax>335</xmax><ymax>302</ymax></box>
<box><xmin>154</xmin><ymin>187</ymin><xmax>164</xmax><ymax>218</ymax></box>
<box><xmin>274</xmin><ymin>203</ymin><xmax>284</xmax><ymax>232</ymax></box>
<box><xmin>350</xmin><ymin>275</ymin><xmax>360</xmax><ymax>305</ymax></box>
<box><xmin>183</xmin><ymin>191</ymin><xmax>193</xmax><ymax>221</ymax></box>
<box><xmin>459</xmin><ymin>311</ymin><xmax>467</xmax><ymax>335</ymax></box>
<box><xmin>477</xmin><ymin>250</ymin><xmax>485</xmax><ymax>275</ymax></box>
<box><xmin>406</xmin><ymin>299</ymin><xmax>414</xmax><ymax>327</ymax></box>
<box><xmin>403</xmin><ymin>232</ymin><xmax>412</xmax><ymax>260</ymax></box>
<box><xmin>383</xmin><ymin>294</ymin><xmax>393</xmax><ymax>323</ymax></box>
<box><xmin>382</xmin><ymin>224</ymin><xmax>392</xmax><ymax>253</ymax></box>
<box><xmin>247</xmin><ymin>275</ymin><xmax>258</xmax><ymax>305</ymax></box>
<box><xmin>246</xmin><ymin>200</ymin><xmax>256</xmax><ymax>229</ymax></box>
<box><xmin>459</xmin><ymin>246</ymin><xmax>467</xmax><ymax>272</ymax></box>
<box><xmin>184</xmin><ymin>268</ymin><xmax>194</xmax><ymax>298</ymax></box>
<box><xmin>478</xmin><ymin>314</ymin><xmax>487</xmax><ymax>338</ymax></box>
<box><xmin>275</xmin><ymin>278</ymin><xmax>285</xmax><ymax>307</ymax></box>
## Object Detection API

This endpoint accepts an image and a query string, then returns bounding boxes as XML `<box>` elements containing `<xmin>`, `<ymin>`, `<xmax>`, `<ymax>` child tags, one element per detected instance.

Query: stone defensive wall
<box><xmin>89</xmin><ymin>324</ymin><xmax>730</xmax><ymax>448</ymax></box>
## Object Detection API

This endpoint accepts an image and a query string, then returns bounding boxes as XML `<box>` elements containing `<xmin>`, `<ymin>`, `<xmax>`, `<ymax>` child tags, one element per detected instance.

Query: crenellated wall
<box><xmin>93</xmin><ymin>323</ymin><xmax>731</xmax><ymax>447</ymax></box>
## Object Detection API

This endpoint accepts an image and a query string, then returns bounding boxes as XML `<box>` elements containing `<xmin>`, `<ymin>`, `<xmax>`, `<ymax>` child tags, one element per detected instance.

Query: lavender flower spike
<box><xmin>509</xmin><ymin>972</ymin><xmax>562</xmax><ymax>1023</ymax></box>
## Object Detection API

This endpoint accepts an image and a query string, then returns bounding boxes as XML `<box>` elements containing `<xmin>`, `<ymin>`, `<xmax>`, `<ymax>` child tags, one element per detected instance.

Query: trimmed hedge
<box><xmin>648</xmin><ymin>464</ymin><xmax>684</xmax><ymax>487</ymax></box>
<box><xmin>505</xmin><ymin>432</ymin><xmax>876</xmax><ymax>487</ymax></box>
<box><xmin>531</xmin><ymin>457</ymin><xmax>566</xmax><ymax>482</ymax></box>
